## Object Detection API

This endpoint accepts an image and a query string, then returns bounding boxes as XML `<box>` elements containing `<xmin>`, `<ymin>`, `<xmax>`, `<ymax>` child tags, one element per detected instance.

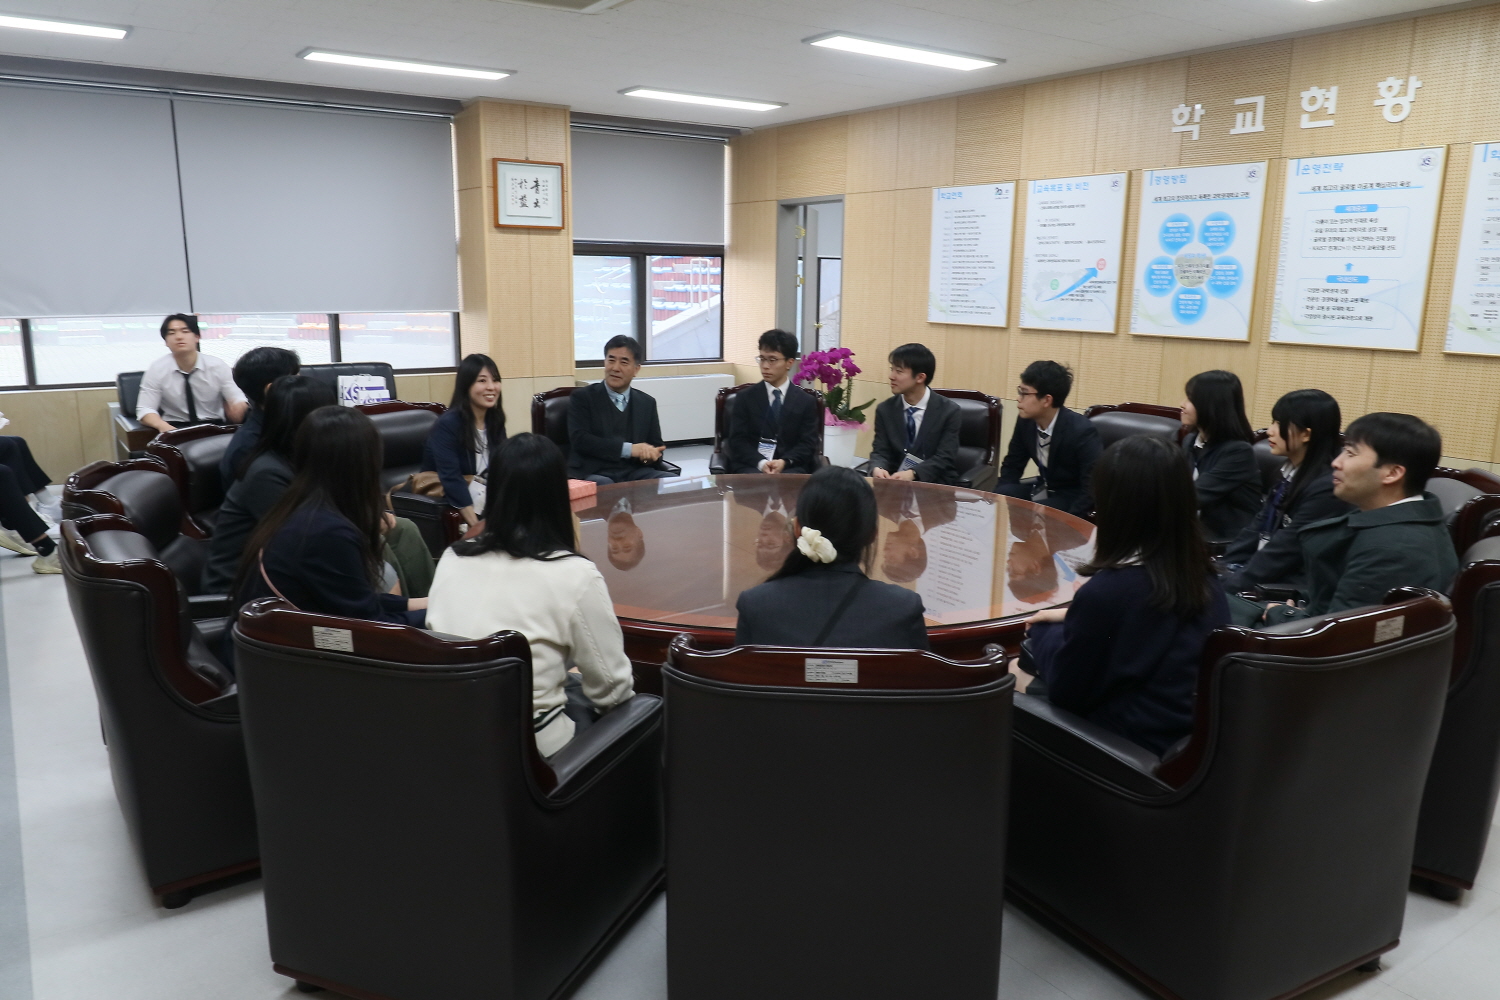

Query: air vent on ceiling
<box><xmin>491</xmin><ymin>0</ymin><xmax>633</xmax><ymax>12</ymax></box>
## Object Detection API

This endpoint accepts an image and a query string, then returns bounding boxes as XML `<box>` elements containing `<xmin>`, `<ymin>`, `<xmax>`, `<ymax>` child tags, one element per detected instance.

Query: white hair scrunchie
<box><xmin>797</xmin><ymin>526</ymin><xmax>838</xmax><ymax>564</ymax></box>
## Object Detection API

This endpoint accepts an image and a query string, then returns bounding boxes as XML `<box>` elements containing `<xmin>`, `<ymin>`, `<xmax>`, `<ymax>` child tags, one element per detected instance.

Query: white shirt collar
<box><xmin>1387</xmin><ymin>494</ymin><xmax>1424</xmax><ymax>507</ymax></box>
<box><xmin>903</xmin><ymin>387</ymin><xmax>930</xmax><ymax>411</ymax></box>
<box><xmin>765</xmin><ymin>377</ymin><xmax>790</xmax><ymax>402</ymax></box>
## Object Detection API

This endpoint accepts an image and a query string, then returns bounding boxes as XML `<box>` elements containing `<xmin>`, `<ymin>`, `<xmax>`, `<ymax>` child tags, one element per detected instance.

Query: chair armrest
<box><xmin>852</xmin><ymin>459</ymin><xmax>872</xmax><ymax>475</ymax></box>
<box><xmin>546</xmin><ymin>694</ymin><xmax>662</xmax><ymax>800</ymax></box>
<box><xmin>1252</xmin><ymin>583</ymin><xmax>1302</xmax><ymax>603</ymax></box>
<box><xmin>187</xmin><ymin>594</ymin><xmax>234</xmax><ymax>620</ymax></box>
<box><xmin>959</xmin><ymin>462</ymin><xmax>998</xmax><ymax>492</ymax></box>
<box><xmin>198</xmin><ymin>687</ymin><xmax>239</xmax><ymax>717</ymax></box>
<box><xmin>655</xmin><ymin>459</ymin><xmax>683</xmax><ymax>477</ymax></box>
<box><xmin>708</xmin><ymin>451</ymin><xmax>727</xmax><ymax>476</ymax></box>
<box><xmin>1013</xmin><ymin>694</ymin><xmax>1174</xmax><ymax>796</ymax></box>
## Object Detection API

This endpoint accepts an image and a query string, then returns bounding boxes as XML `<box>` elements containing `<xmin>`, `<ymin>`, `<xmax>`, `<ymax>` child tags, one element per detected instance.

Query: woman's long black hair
<box><xmin>235</xmin><ymin>406</ymin><xmax>386</xmax><ymax>590</ymax></box>
<box><xmin>449</xmin><ymin>353</ymin><xmax>506</xmax><ymax>460</ymax></box>
<box><xmin>238</xmin><ymin>374</ymin><xmax>337</xmax><ymax>476</ymax></box>
<box><xmin>1185</xmin><ymin>370</ymin><xmax>1254</xmax><ymax>445</ymax></box>
<box><xmin>453</xmin><ymin>433</ymin><xmax>577</xmax><ymax>562</ymax></box>
<box><xmin>1081</xmin><ymin>435</ymin><xmax>1215</xmax><ymax>619</ymax></box>
<box><xmin>1270</xmin><ymin>389</ymin><xmax>1342</xmax><ymax>505</ymax></box>
<box><xmin>769</xmin><ymin>465</ymin><xmax>877</xmax><ymax>580</ymax></box>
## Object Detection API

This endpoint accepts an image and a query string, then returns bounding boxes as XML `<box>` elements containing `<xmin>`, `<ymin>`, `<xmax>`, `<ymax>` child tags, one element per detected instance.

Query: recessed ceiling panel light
<box><xmin>299</xmin><ymin>49</ymin><xmax>512</xmax><ymax>81</ymax></box>
<box><xmin>805</xmin><ymin>32</ymin><xmax>1001</xmax><ymax>71</ymax></box>
<box><xmin>0</xmin><ymin>13</ymin><xmax>129</xmax><ymax>38</ymax></box>
<box><xmin>621</xmin><ymin>87</ymin><xmax>784</xmax><ymax>112</ymax></box>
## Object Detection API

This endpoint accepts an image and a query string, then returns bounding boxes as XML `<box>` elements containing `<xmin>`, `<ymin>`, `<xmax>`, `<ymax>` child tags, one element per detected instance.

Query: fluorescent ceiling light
<box><xmin>621</xmin><ymin>87</ymin><xmax>783</xmax><ymax>112</ymax></box>
<box><xmin>300</xmin><ymin>49</ymin><xmax>511</xmax><ymax>81</ymax></box>
<box><xmin>805</xmin><ymin>33</ymin><xmax>1001</xmax><ymax>71</ymax></box>
<box><xmin>0</xmin><ymin>13</ymin><xmax>128</xmax><ymax>38</ymax></box>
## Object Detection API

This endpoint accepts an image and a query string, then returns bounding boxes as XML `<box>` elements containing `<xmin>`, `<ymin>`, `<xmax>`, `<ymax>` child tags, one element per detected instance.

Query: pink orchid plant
<box><xmin>794</xmin><ymin>347</ymin><xmax>874</xmax><ymax>427</ymax></box>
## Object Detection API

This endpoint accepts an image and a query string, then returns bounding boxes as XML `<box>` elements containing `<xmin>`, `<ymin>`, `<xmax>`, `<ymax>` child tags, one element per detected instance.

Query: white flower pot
<box><xmin>823</xmin><ymin>423</ymin><xmax>863</xmax><ymax>468</ymax></box>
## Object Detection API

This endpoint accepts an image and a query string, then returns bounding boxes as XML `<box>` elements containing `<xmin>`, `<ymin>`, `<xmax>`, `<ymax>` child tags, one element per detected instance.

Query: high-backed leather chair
<box><xmin>1083</xmin><ymin>401</ymin><xmax>1183</xmax><ymax>449</ymax></box>
<box><xmin>1412</xmin><ymin>539</ymin><xmax>1500</xmax><ymax>900</ymax></box>
<box><xmin>936</xmin><ymin>387</ymin><xmax>1002</xmax><ymax>490</ymax></box>
<box><xmin>357</xmin><ymin>400</ymin><xmax>466</xmax><ymax>556</ymax></box>
<box><xmin>707</xmin><ymin>382</ymin><xmax>827</xmax><ymax>475</ymax></box>
<box><xmin>531</xmin><ymin>386</ymin><xmax>683</xmax><ymax>477</ymax></box>
<box><xmin>1007</xmin><ymin>590</ymin><xmax>1454</xmax><ymax>1000</ymax></box>
<box><xmin>1427</xmin><ymin>467</ymin><xmax>1500</xmax><ymax>555</ymax></box>
<box><xmin>60</xmin><ymin>516</ymin><xmax>256</xmax><ymax>907</ymax></box>
<box><xmin>63</xmin><ymin>458</ymin><xmax>220</xmax><ymax>606</ymax></box>
<box><xmin>303</xmin><ymin>361</ymin><xmax>397</xmax><ymax>402</ymax></box>
<box><xmin>146</xmin><ymin>424</ymin><xmax>239</xmax><ymax>535</ymax></box>
<box><xmin>233</xmin><ymin>599</ymin><xmax>665</xmax><ymax>999</ymax></box>
<box><xmin>113</xmin><ymin>370</ymin><xmax>154</xmax><ymax>459</ymax></box>
<box><xmin>664</xmin><ymin>636</ymin><xmax>1012</xmax><ymax>1000</ymax></box>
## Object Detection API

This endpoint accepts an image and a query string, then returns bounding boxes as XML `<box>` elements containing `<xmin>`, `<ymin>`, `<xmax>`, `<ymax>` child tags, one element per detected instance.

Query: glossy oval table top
<box><xmin>573</xmin><ymin>474</ymin><xmax>1095</xmax><ymax>632</ymax></box>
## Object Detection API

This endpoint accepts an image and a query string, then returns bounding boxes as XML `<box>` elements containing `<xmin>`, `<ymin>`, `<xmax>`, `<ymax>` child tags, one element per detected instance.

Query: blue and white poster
<box><xmin>928</xmin><ymin>182</ymin><xmax>1015</xmax><ymax>326</ymax></box>
<box><xmin>1020</xmin><ymin>172</ymin><xmax>1128</xmax><ymax>333</ymax></box>
<box><xmin>1446</xmin><ymin>143</ymin><xmax>1500</xmax><ymax>356</ymax></box>
<box><xmin>1270</xmin><ymin>147</ymin><xmax>1446</xmax><ymax>351</ymax></box>
<box><xmin>1131</xmin><ymin>161</ymin><xmax>1267</xmax><ymax>341</ymax></box>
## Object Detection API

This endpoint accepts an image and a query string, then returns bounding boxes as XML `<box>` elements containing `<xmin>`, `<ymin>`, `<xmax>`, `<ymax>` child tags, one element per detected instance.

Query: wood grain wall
<box><xmin>727</xmin><ymin>3</ymin><xmax>1500</xmax><ymax>466</ymax></box>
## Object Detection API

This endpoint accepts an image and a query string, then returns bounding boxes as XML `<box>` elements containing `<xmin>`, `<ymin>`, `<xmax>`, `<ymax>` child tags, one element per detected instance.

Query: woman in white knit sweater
<box><xmin>426</xmin><ymin>433</ymin><xmax>634</xmax><ymax>756</ymax></box>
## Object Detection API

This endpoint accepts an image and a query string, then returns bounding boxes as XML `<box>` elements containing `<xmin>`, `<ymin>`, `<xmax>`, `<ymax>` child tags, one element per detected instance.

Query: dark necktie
<box><xmin>769</xmin><ymin>387</ymin><xmax>782</xmax><ymax>428</ymax></box>
<box><xmin>180</xmin><ymin>370</ymin><xmax>199</xmax><ymax>424</ymax></box>
<box><xmin>905</xmin><ymin>406</ymin><xmax>919</xmax><ymax>449</ymax></box>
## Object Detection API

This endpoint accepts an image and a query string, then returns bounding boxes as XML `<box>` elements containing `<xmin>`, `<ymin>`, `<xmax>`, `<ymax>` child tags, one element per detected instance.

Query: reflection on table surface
<box><xmin>573</xmin><ymin>474</ymin><xmax>1095</xmax><ymax>631</ymax></box>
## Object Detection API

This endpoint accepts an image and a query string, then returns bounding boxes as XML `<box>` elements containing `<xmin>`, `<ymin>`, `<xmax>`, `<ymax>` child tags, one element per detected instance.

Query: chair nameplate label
<box><xmin>312</xmin><ymin>626</ymin><xmax>355</xmax><ymax>652</ymax></box>
<box><xmin>1373</xmin><ymin>616</ymin><xmax>1405</xmax><ymax>643</ymax></box>
<box><xmin>805</xmin><ymin>658</ymin><xmax>858</xmax><ymax>684</ymax></box>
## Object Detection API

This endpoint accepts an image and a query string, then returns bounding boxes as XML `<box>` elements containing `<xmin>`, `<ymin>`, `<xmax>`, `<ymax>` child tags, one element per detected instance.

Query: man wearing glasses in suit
<box><xmin>996</xmin><ymin>360</ymin><xmax>1101</xmax><ymax>517</ymax></box>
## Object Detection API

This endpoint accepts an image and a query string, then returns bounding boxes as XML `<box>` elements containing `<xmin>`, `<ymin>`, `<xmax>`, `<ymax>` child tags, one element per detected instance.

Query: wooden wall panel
<box><xmin>846</xmin><ymin>108</ymin><xmax>900</xmax><ymax>194</ymax></box>
<box><xmin>1280</xmin><ymin>21</ymin><xmax>1415</xmax><ymax>160</ymax></box>
<box><xmin>895</xmin><ymin>100</ymin><xmax>958</xmax><ymax>191</ymax></box>
<box><xmin>1020</xmin><ymin>74</ymin><xmax>1102</xmax><ymax>179</ymax></box>
<box><xmin>729</xmin><ymin>128</ymin><xmax>778</xmax><ymax>204</ymax></box>
<box><xmin>775</xmin><ymin>117</ymin><xmax>848</xmax><ymax>200</ymax></box>
<box><xmin>1094</xmin><ymin>60</ymin><xmax>1188</xmax><ymax>173</ymax></box>
<box><xmin>955</xmin><ymin>88</ymin><xmax>1024</xmax><ymax>185</ymax></box>
<box><xmin>1408</xmin><ymin>7</ymin><xmax>1500</xmax><ymax>146</ymax></box>
<box><xmin>724</xmin><ymin>200</ymin><xmax>777</xmax><ymax>365</ymax></box>
<box><xmin>1181</xmin><ymin>40</ymin><xmax>1292</xmax><ymax>167</ymax></box>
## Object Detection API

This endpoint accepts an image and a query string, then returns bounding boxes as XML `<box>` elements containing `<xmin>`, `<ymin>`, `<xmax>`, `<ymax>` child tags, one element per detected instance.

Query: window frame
<box><xmin>0</xmin><ymin>311</ymin><xmax>463</xmax><ymax>390</ymax></box>
<box><xmin>574</xmin><ymin>241</ymin><xmax>725</xmax><ymax>367</ymax></box>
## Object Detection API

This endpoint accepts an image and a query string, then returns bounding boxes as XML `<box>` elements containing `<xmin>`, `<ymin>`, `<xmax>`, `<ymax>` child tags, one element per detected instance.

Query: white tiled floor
<box><xmin>6</xmin><ymin>481</ymin><xmax>1498</xmax><ymax>999</ymax></box>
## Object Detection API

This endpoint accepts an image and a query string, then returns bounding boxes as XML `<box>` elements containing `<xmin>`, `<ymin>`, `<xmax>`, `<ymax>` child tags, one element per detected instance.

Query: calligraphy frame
<box><xmin>492</xmin><ymin>158</ymin><xmax>566</xmax><ymax>230</ymax></box>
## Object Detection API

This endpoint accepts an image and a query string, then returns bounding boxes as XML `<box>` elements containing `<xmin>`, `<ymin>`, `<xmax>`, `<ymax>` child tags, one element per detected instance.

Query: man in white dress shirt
<box><xmin>135</xmin><ymin>314</ymin><xmax>247</xmax><ymax>435</ymax></box>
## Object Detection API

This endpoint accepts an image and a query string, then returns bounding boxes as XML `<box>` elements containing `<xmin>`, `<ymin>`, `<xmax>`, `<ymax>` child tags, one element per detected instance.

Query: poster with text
<box><xmin>1131</xmin><ymin>161</ymin><xmax>1268</xmax><ymax>341</ymax></box>
<box><xmin>1020</xmin><ymin>172</ymin><xmax>1127</xmax><ymax>333</ymax></box>
<box><xmin>1270</xmin><ymin>147</ymin><xmax>1446</xmax><ymax>351</ymax></box>
<box><xmin>928</xmin><ymin>182</ymin><xmax>1015</xmax><ymax>326</ymax></box>
<box><xmin>1446</xmin><ymin>143</ymin><xmax>1500</xmax><ymax>355</ymax></box>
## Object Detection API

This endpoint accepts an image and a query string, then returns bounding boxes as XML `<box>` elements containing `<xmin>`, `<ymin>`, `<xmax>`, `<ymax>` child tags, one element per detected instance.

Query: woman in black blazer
<box><xmin>1219</xmin><ymin>389</ymin><xmax>1351</xmax><ymax>594</ymax></box>
<box><xmin>735</xmin><ymin>466</ymin><xmax>928</xmax><ymax>650</ymax></box>
<box><xmin>421</xmin><ymin>353</ymin><xmax>506</xmax><ymax>527</ymax></box>
<box><xmin>1179</xmin><ymin>370</ymin><xmax>1262</xmax><ymax>541</ymax></box>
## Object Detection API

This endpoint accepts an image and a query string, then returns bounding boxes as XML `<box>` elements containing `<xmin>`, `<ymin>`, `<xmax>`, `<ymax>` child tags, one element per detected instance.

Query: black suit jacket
<box><xmin>996</xmin><ymin>406</ymin><xmax>1101</xmax><ymax>516</ymax></box>
<box><xmin>1220</xmin><ymin>467</ymin><xmax>1352</xmax><ymax>593</ymax></box>
<box><xmin>725</xmin><ymin>382</ymin><xmax>821</xmax><ymax>474</ymax></box>
<box><xmin>734</xmin><ymin>562</ymin><xmax>930</xmax><ymax>650</ymax></box>
<box><xmin>567</xmin><ymin>382</ymin><xmax>665</xmax><ymax>481</ymax></box>
<box><xmin>1182</xmin><ymin>433</ymin><xmax>1262</xmax><ymax>541</ymax></box>
<box><xmin>869</xmin><ymin>390</ymin><xmax>963</xmax><ymax>486</ymax></box>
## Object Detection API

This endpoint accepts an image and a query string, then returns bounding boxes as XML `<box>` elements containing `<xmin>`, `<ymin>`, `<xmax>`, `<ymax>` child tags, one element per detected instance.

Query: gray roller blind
<box><xmin>571</xmin><ymin>130</ymin><xmax>724</xmax><ymax>244</ymax></box>
<box><xmin>174</xmin><ymin>100</ymin><xmax>457</xmax><ymax>313</ymax></box>
<box><xmin>0</xmin><ymin>84</ymin><xmax>191</xmax><ymax>317</ymax></box>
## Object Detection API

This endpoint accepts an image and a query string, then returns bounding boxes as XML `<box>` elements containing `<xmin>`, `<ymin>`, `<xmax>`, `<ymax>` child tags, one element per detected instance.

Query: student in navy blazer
<box><xmin>996</xmin><ymin>360</ymin><xmax>1101</xmax><ymax>517</ymax></box>
<box><xmin>1179</xmin><ymin>370</ymin><xmax>1262</xmax><ymax>541</ymax></box>
<box><xmin>421</xmin><ymin>354</ymin><xmax>506</xmax><ymax>527</ymax></box>
<box><xmin>868</xmin><ymin>342</ymin><xmax>963</xmax><ymax>486</ymax></box>
<box><xmin>725</xmin><ymin>329</ymin><xmax>822</xmax><ymax>475</ymax></box>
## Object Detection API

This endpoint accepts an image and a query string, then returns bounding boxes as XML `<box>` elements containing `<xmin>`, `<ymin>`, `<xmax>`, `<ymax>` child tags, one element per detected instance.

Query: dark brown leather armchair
<box><xmin>60</xmin><ymin>516</ymin><xmax>256</xmax><ymax>908</ymax></box>
<box><xmin>1083</xmin><ymin>401</ymin><xmax>1184</xmax><ymax>448</ymax></box>
<box><xmin>1008</xmin><ymin>590</ymin><xmax>1455</xmax><ymax>1000</ymax></box>
<box><xmin>663</xmin><ymin>636</ymin><xmax>1012</xmax><ymax>1000</ymax></box>
<box><xmin>1427</xmin><ymin>467</ymin><xmax>1500</xmax><ymax>555</ymax></box>
<box><xmin>707</xmin><ymin>382</ymin><xmax>826</xmax><ymax>475</ymax></box>
<box><xmin>532</xmin><ymin>385</ymin><xmax>683</xmax><ymax>477</ymax></box>
<box><xmin>232</xmin><ymin>599</ymin><xmax>664</xmax><ymax>999</ymax></box>
<box><xmin>851</xmin><ymin>387</ymin><xmax>1001</xmax><ymax>489</ymax></box>
<box><xmin>359</xmin><ymin>400</ymin><xmax>464</xmax><ymax>557</ymax></box>
<box><xmin>1412</xmin><ymin>538</ymin><xmax>1500</xmax><ymax>900</ymax></box>
<box><xmin>146</xmin><ymin>424</ymin><xmax>239</xmax><ymax>535</ymax></box>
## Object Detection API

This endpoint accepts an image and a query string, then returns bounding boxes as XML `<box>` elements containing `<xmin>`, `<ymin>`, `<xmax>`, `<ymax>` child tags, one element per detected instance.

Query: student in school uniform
<box><xmin>724</xmin><ymin>329</ymin><xmax>821</xmax><ymax>475</ymax></box>
<box><xmin>868</xmin><ymin>343</ymin><xmax>962</xmax><ymax>487</ymax></box>
<box><xmin>995</xmin><ymin>360</ymin><xmax>1101</xmax><ymax>517</ymax></box>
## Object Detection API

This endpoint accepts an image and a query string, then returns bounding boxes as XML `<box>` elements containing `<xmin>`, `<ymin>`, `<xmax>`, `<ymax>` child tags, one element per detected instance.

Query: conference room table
<box><xmin>572</xmin><ymin>473</ymin><xmax>1096</xmax><ymax>694</ymax></box>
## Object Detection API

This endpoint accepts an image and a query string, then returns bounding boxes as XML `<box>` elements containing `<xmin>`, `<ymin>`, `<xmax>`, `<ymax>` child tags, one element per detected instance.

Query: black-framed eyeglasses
<box><xmin>755</xmin><ymin>355</ymin><xmax>788</xmax><ymax>365</ymax></box>
<box><xmin>1016</xmin><ymin>387</ymin><xmax>1040</xmax><ymax>399</ymax></box>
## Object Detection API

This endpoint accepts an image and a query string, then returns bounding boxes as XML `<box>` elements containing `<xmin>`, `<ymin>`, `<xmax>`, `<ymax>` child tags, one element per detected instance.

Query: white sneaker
<box><xmin>31</xmin><ymin>551</ymin><xmax>60</xmax><ymax>575</ymax></box>
<box><xmin>0</xmin><ymin>529</ymin><xmax>36</xmax><ymax>557</ymax></box>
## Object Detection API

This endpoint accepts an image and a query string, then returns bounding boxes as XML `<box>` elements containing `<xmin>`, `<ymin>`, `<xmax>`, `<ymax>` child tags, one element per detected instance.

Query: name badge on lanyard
<box><xmin>758</xmin><ymin>438</ymin><xmax>778</xmax><ymax>461</ymax></box>
<box><xmin>900</xmin><ymin>451</ymin><xmax>922</xmax><ymax>472</ymax></box>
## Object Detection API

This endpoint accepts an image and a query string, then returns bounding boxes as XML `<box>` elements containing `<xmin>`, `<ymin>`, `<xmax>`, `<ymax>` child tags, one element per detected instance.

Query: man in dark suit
<box><xmin>996</xmin><ymin>360</ymin><xmax>1101</xmax><ymax>517</ymax></box>
<box><xmin>725</xmin><ymin>329</ymin><xmax>822</xmax><ymax>474</ymax></box>
<box><xmin>869</xmin><ymin>343</ymin><xmax>963</xmax><ymax>486</ymax></box>
<box><xmin>568</xmin><ymin>335</ymin><xmax>673</xmax><ymax>485</ymax></box>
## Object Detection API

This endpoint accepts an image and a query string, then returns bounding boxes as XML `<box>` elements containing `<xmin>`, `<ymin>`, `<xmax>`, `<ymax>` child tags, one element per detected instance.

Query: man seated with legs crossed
<box><xmin>725</xmin><ymin>329</ymin><xmax>821</xmax><ymax>475</ymax></box>
<box><xmin>995</xmin><ymin>360</ymin><xmax>1101</xmax><ymax>517</ymax></box>
<box><xmin>869</xmin><ymin>343</ymin><xmax>963</xmax><ymax>486</ymax></box>
<box><xmin>568</xmin><ymin>335</ymin><xmax>673</xmax><ymax>486</ymax></box>
<box><xmin>1233</xmin><ymin>411</ymin><xmax>1458</xmax><ymax>626</ymax></box>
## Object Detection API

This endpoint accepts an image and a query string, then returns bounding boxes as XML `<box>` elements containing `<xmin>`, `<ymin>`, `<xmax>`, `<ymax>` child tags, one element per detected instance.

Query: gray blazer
<box><xmin>734</xmin><ymin>562</ymin><xmax>930</xmax><ymax>650</ymax></box>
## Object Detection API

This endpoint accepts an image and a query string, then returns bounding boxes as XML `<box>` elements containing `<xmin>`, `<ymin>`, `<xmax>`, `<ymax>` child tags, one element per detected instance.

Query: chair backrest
<box><xmin>117</xmin><ymin>371</ymin><xmax>144</xmax><ymax>419</ymax></box>
<box><xmin>303</xmin><ymin>362</ymin><xmax>398</xmax><ymax>402</ymax></box>
<box><xmin>713</xmin><ymin>382</ymin><xmax>828</xmax><ymax>456</ymax></box>
<box><xmin>935</xmin><ymin>387</ymin><xmax>1002</xmax><ymax>472</ymax></box>
<box><xmin>356</xmin><ymin>400</ymin><xmax>445</xmax><ymax>489</ymax></box>
<box><xmin>1083</xmin><ymin>401</ymin><xmax>1183</xmax><ymax>449</ymax></box>
<box><xmin>146</xmin><ymin>424</ymin><xmax>239</xmax><ymax>516</ymax></box>
<box><xmin>663</xmin><ymin>636</ymin><xmax>1012</xmax><ymax>1000</ymax></box>
<box><xmin>532</xmin><ymin>385</ymin><xmax>576</xmax><ymax>453</ymax></box>
<box><xmin>1428</xmin><ymin>467</ymin><xmax>1500</xmax><ymax>553</ymax></box>
<box><xmin>63</xmin><ymin>458</ymin><xmax>208</xmax><ymax>589</ymax></box>
<box><xmin>1251</xmin><ymin>429</ymin><xmax>1282</xmax><ymax>493</ymax></box>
